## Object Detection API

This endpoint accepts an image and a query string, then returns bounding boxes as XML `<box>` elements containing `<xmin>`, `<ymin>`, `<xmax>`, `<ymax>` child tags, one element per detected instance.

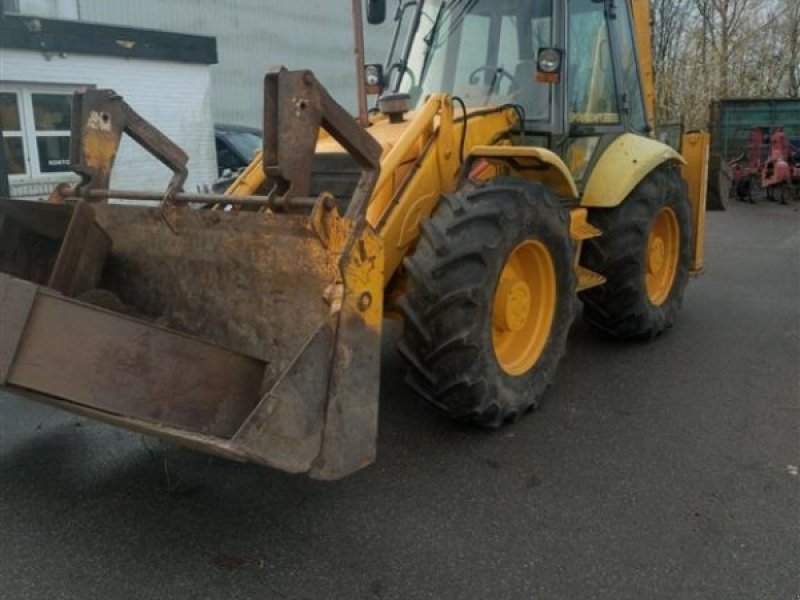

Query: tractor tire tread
<box><xmin>580</xmin><ymin>165</ymin><xmax>692</xmax><ymax>340</ymax></box>
<box><xmin>399</xmin><ymin>177</ymin><xmax>576</xmax><ymax>425</ymax></box>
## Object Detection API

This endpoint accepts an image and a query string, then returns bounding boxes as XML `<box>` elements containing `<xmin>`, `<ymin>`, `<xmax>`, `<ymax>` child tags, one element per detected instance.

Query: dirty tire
<box><xmin>706</xmin><ymin>156</ymin><xmax>730</xmax><ymax>211</ymax></box>
<box><xmin>580</xmin><ymin>165</ymin><xmax>691</xmax><ymax>340</ymax></box>
<box><xmin>398</xmin><ymin>178</ymin><xmax>576</xmax><ymax>427</ymax></box>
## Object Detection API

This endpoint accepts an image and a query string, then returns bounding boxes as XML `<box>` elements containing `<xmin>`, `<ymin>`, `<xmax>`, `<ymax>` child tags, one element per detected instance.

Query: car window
<box><xmin>216</xmin><ymin>137</ymin><xmax>244</xmax><ymax>174</ymax></box>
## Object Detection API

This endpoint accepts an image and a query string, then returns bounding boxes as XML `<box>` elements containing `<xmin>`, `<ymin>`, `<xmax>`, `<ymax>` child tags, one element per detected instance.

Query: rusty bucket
<box><xmin>0</xmin><ymin>70</ymin><xmax>385</xmax><ymax>479</ymax></box>
<box><xmin>0</xmin><ymin>198</ymin><xmax>383</xmax><ymax>479</ymax></box>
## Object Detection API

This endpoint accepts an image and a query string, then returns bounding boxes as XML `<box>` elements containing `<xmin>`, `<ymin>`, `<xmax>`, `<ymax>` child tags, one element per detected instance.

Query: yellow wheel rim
<box><xmin>492</xmin><ymin>240</ymin><xmax>556</xmax><ymax>376</ymax></box>
<box><xmin>645</xmin><ymin>207</ymin><xmax>680</xmax><ymax>306</ymax></box>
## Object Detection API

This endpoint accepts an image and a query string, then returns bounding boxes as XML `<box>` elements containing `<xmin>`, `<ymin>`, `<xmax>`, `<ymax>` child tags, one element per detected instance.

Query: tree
<box><xmin>780</xmin><ymin>0</ymin><xmax>800</xmax><ymax>97</ymax></box>
<box><xmin>650</xmin><ymin>0</ymin><xmax>798</xmax><ymax>128</ymax></box>
<box><xmin>651</xmin><ymin>0</ymin><xmax>693</xmax><ymax>121</ymax></box>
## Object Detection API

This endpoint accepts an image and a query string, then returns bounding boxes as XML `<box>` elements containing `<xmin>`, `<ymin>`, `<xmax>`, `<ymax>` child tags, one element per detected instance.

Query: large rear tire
<box><xmin>398</xmin><ymin>178</ymin><xmax>576</xmax><ymax>427</ymax></box>
<box><xmin>580</xmin><ymin>165</ymin><xmax>691</xmax><ymax>340</ymax></box>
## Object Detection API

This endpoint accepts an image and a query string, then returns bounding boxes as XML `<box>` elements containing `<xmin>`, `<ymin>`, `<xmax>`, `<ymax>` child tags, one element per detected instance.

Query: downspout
<box><xmin>352</xmin><ymin>0</ymin><xmax>369</xmax><ymax>126</ymax></box>
<box><xmin>0</xmin><ymin>3</ymin><xmax>8</xmax><ymax>195</ymax></box>
<box><xmin>0</xmin><ymin>127</ymin><xmax>9</xmax><ymax>198</ymax></box>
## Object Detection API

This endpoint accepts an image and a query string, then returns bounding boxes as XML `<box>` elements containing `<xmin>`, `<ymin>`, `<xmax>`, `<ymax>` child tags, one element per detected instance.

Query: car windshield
<box><xmin>226</xmin><ymin>131</ymin><xmax>262</xmax><ymax>160</ymax></box>
<box><xmin>398</xmin><ymin>0</ymin><xmax>554</xmax><ymax>121</ymax></box>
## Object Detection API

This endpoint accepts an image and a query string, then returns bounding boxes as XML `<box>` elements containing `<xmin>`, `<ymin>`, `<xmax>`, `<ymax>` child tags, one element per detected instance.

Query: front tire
<box><xmin>398</xmin><ymin>178</ymin><xmax>576</xmax><ymax>427</ymax></box>
<box><xmin>580</xmin><ymin>165</ymin><xmax>691</xmax><ymax>340</ymax></box>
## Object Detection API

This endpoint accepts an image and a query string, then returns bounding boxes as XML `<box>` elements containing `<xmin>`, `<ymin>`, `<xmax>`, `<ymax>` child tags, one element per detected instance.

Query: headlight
<box><xmin>537</xmin><ymin>48</ymin><xmax>562</xmax><ymax>74</ymax></box>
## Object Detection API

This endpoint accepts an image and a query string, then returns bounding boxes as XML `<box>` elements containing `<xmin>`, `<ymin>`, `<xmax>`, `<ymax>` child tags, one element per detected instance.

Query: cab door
<box><xmin>564</xmin><ymin>0</ymin><xmax>648</xmax><ymax>185</ymax></box>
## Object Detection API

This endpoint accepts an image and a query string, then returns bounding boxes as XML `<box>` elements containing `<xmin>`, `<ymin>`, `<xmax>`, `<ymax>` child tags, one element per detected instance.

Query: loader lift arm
<box><xmin>68</xmin><ymin>88</ymin><xmax>188</xmax><ymax>205</ymax></box>
<box><xmin>263</xmin><ymin>67</ymin><xmax>382</xmax><ymax>219</ymax></box>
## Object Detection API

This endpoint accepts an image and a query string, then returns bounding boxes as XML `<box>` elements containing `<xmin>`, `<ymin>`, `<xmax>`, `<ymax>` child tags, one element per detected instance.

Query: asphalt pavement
<box><xmin>1</xmin><ymin>197</ymin><xmax>798</xmax><ymax>600</ymax></box>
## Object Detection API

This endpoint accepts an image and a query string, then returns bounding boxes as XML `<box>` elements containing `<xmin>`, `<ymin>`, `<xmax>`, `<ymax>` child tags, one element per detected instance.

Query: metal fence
<box><xmin>709</xmin><ymin>98</ymin><xmax>800</xmax><ymax>160</ymax></box>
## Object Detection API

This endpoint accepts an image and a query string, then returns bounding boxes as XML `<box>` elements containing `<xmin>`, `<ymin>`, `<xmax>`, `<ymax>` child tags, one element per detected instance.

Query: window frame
<box><xmin>606</xmin><ymin>0</ymin><xmax>649</xmax><ymax>134</ymax></box>
<box><xmin>566</xmin><ymin>0</ymin><xmax>622</xmax><ymax>128</ymax></box>
<box><xmin>0</xmin><ymin>84</ymin><xmax>77</xmax><ymax>182</ymax></box>
<box><xmin>399</xmin><ymin>0</ymin><xmax>560</xmax><ymax>132</ymax></box>
<box><xmin>0</xmin><ymin>89</ymin><xmax>29</xmax><ymax>177</ymax></box>
<box><xmin>1</xmin><ymin>0</ymin><xmax>20</xmax><ymax>15</ymax></box>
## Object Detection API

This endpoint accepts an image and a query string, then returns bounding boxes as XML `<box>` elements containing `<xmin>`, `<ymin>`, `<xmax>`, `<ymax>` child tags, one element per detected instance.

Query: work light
<box><xmin>537</xmin><ymin>48</ymin><xmax>562</xmax><ymax>74</ymax></box>
<box><xmin>536</xmin><ymin>48</ymin><xmax>563</xmax><ymax>84</ymax></box>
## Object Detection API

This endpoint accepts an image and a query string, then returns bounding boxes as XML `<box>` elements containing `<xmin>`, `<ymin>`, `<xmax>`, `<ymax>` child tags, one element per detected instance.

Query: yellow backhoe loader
<box><xmin>0</xmin><ymin>0</ymin><xmax>708</xmax><ymax>480</ymax></box>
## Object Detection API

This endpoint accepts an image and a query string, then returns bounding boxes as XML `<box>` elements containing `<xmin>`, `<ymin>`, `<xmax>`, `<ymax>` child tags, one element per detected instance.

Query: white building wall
<box><xmin>0</xmin><ymin>49</ymin><xmax>217</xmax><ymax>196</ymax></box>
<box><xmin>16</xmin><ymin>0</ymin><xmax>78</xmax><ymax>19</ymax></box>
<box><xmin>63</xmin><ymin>0</ymin><xmax>394</xmax><ymax>126</ymax></box>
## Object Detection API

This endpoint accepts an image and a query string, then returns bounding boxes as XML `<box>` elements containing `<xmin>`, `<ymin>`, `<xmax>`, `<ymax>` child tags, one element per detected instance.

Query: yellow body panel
<box><xmin>581</xmin><ymin>134</ymin><xmax>685</xmax><ymax>208</ymax></box>
<box><xmin>467</xmin><ymin>146</ymin><xmax>579</xmax><ymax>199</ymax></box>
<box><xmin>365</xmin><ymin>101</ymin><xmax>518</xmax><ymax>283</ymax></box>
<box><xmin>680</xmin><ymin>131</ymin><xmax>710</xmax><ymax>273</ymax></box>
<box><xmin>366</xmin><ymin>94</ymin><xmax>453</xmax><ymax>226</ymax></box>
<box><xmin>225</xmin><ymin>149</ymin><xmax>266</xmax><ymax>196</ymax></box>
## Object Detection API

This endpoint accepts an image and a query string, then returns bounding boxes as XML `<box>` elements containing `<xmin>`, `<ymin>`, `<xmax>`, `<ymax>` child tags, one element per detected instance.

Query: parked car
<box><xmin>214</xmin><ymin>123</ymin><xmax>261</xmax><ymax>177</ymax></box>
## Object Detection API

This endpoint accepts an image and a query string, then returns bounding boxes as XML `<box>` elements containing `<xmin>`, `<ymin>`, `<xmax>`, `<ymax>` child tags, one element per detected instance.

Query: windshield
<box><xmin>397</xmin><ymin>0</ymin><xmax>554</xmax><ymax>121</ymax></box>
<box><xmin>226</xmin><ymin>131</ymin><xmax>262</xmax><ymax>160</ymax></box>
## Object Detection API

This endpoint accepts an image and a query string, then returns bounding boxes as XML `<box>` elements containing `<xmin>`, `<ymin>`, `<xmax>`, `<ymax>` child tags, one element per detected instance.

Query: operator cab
<box><xmin>374</xmin><ymin>0</ymin><xmax>650</xmax><ymax>182</ymax></box>
<box><xmin>397</xmin><ymin>1</ymin><xmax>556</xmax><ymax>122</ymax></box>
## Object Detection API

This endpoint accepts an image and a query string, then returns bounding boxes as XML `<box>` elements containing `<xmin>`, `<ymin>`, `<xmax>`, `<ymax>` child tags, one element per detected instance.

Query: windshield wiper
<box><xmin>419</xmin><ymin>2</ymin><xmax>446</xmax><ymax>82</ymax></box>
<box><xmin>420</xmin><ymin>0</ymin><xmax>480</xmax><ymax>82</ymax></box>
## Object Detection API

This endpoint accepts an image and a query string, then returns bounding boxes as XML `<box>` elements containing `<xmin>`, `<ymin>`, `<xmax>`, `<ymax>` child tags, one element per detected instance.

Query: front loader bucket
<box><xmin>0</xmin><ymin>198</ymin><xmax>383</xmax><ymax>479</ymax></box>
<box><xmin>0</xmin><ymin>69</ymin><xmax>385</xmax><ymax>479</ymax></box>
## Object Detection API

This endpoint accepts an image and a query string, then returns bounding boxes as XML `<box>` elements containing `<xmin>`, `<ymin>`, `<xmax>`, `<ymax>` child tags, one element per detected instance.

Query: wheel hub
<box><xmin>645</xmin><ymin>206</ymin><xmax>680</xmax><ymax>306</ymax></box>
<box><xmin>648</xmin><ymin>237</ymin><xmax>666</xmax><ymax>275</ymax></box>
<box><xmin>492</xmin><ymin>240</ymin><xmax>556</xmax><ymax>376</ymax></box>
<box><xmin>493</xmin><ymin>278</ymin><xmax>532</xmax><ymax>332</ymax></box>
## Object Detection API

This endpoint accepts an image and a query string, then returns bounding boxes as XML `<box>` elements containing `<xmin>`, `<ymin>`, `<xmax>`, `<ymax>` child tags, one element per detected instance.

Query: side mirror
<box><xmin>366</xmin><ymin>0</ymin><xmax>386</xmax><ymax>25</ymax></box>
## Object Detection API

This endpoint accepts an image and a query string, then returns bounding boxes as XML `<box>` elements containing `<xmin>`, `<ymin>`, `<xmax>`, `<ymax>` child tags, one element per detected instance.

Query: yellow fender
<box><xmin>467</xmin><ymin>145</ymin><xmax>579</xmax><ymax>199</ymax></box>
<box><xmin>581</xmin><ymin>133</ymin><xmax>685</xmax><ymax>208</ymax></box>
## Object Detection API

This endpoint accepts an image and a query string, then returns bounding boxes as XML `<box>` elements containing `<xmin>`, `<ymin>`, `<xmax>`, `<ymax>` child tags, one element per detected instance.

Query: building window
<box><xmin>1</xmin><ymin>0</ymin><xmax>20</xmax><ymax>15</ymax></box>
<box><xmin>0</xmin><ymin>85</ymin><xmax>75</xmax><ymax>180</ymax></box>
<box><xmin>0</xmin><ymin>92</ymin><xmax>26</xmax><ymax>174</ymax></box>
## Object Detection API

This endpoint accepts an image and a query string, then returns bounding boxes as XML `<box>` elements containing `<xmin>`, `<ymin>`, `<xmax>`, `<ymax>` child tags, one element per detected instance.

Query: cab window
<box><xmin>568</xmin><ymin>0</ymin><xmax>619</xmax><ymax>124</ymax></box>
<box><xmin>401</xmin><ymin>0</ymin><xmax>554</xmax><ymax>122</ymax></box>
<box><xmin>609</xmin><ymin>0</ymin><xmax>648</xmax><ymax>132</ymax></box>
